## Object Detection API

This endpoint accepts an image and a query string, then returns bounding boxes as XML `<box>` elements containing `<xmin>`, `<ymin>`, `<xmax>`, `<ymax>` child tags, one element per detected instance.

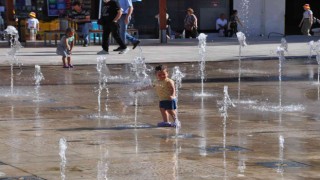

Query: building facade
<box><xmin>1</xmin><ymin>0</ymin><xmax>318</xmax><ymax>37</ymax></box>
<box><xmin>234</xmin><ymin>0</ymin><xmax>285</xmax><ymax>37</ymax></box>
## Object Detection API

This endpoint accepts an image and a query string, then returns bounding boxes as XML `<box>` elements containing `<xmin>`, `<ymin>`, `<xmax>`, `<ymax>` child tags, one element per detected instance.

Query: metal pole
<box><xmin>99</xmin><ymin>0</ymin><xmax>102</xmax><ymax>19</ymax></box>
<box><xmin>159</xmin><ymin>0</ymin><xmax>167</xmax><ymax>43</ymax></box>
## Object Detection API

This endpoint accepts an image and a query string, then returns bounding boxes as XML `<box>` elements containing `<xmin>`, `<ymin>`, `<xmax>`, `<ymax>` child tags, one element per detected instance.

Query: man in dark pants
<box><xmin>97</xmin><ymin>0</ymin><xmax>127</xmax><ymax>55</ymax></box>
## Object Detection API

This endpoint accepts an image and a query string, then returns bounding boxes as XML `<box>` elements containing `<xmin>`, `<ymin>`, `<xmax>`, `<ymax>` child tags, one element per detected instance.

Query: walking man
<box><xmin>116</xmin><ymin>0</ymin><xmax>140</xmax><ymax>51</ymax></box>
<box><xmin>97</xmin><ymin>0</ymin><xmax>127</xmax><ymax>55</ymax></box>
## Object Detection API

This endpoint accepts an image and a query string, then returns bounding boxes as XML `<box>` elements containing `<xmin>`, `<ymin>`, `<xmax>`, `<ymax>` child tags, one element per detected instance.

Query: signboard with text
<box><xmin>47</xmin><ymin>0</ymin><xmax>67</xmax><ymax>16</ymax></box>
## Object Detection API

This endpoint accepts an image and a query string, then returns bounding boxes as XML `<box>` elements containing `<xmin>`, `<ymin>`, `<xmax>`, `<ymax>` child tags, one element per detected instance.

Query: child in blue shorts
<box><xmin>56</xmin><ymin>27</ymin><xmax>75</xmax><ymax>68</ymax></box>
<box><xmin>135</xmin><ymin>65</ymin><xmax>178</xmax><ymax>127</ymax></box>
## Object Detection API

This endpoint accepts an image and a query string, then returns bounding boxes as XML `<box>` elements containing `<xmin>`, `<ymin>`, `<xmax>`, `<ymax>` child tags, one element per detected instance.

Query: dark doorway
<box><xmin>229</xmin><ymin>0</ymin><xmax>233</xmax><ymax>15</ymax></box>
<box><xmin>285</xmin><ymin>0</ymin><xmax>320</xmax><ymax>35</ymax></box>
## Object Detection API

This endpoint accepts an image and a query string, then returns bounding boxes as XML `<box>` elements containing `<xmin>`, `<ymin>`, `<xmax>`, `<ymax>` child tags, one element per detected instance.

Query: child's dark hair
<box><xmin>155</xmin><ymin>65</ymin><xmax>167</xmax><ymax>72</ymax></box>
<box><xmin>231</xmin><ymin>10</ymin><xmax>238</xmax><ymax>15</ymax></box>
<box><xmin>65</xmin><ymin>27</ymin><xmax>75</xmax><ymax>34</ymax></box>
<box><xmin>72</xmin><ymin>1</ymin><xmax>81</xmax><ymax>6</ymax></box>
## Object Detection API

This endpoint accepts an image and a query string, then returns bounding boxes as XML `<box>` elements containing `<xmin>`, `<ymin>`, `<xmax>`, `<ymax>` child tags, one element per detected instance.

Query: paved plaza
<box><xmin>0</xmin><ymin>35</ymin><xmax>320</xmax><ymax>179</ymax></box>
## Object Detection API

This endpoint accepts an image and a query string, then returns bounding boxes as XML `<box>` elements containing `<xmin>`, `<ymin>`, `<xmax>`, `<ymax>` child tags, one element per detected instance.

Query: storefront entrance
<box><xmin>285</xmin><ymin>0</ymin><xmax>320</xmax><ymax>35</ymax></box>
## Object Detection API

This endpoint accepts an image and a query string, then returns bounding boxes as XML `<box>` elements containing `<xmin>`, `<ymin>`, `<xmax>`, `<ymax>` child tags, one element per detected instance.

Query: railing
<box><xmin>268</xmin><ymin>32</ymin><xmax>285</xmax><ymax>39</ymax></box>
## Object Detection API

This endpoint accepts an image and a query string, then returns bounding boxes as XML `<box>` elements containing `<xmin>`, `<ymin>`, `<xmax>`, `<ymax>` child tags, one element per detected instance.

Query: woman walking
<box><xmin>299</xmin><ymin>4</ymin><xmax>313</xmax><ymax>36</ymax></box>
<box><xmin>184</xmin><ymin>8</ymin><xmax>198</xmax><ymax>38</ymax></box>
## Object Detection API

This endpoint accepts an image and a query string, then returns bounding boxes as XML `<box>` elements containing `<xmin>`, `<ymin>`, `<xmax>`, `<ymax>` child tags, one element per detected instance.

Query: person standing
<box><xmin>97</xmin><ymin>0</ymin><xmax>127</xmax><ymax>55</ymax></box>
<box><xmin>68</xmin><ymin>1</ymin><xmax>91</xmax><ymax>47</ymax></box>
<box><xmin>117</xmin><ymin>0</ymin><xmax>140</xmax><ymax>51</ymax></box>
<box><xmin>228</xmin><ymin>10</ymin><xmax>243</xmax><ymax>37</ymax></box>
<box><xmin>56</xmin><ymin>28</ymin><xmax>75</xmax><ymax>68</ymax></box>
<box><xmin>299</xmin><ymin>4</ymin><xmax>313</xmax><ymax>36</ymax></box>
<box><xmin>25</xmin><ymin>12</ymin><xmax>39</xmax><ymax>41</ymax></box>
<box><xmin>184</xmin><ymin>8</ymin><xmax>198</xmax><ymax>39</ymax></box>
<box><xmin>134</xmin><ymin>65</ymin><xmax>178</xmax><ymax>127</ymax></box>
<box><xmin>155</xmin><ymin>11</ymin><xmax>171</xmax><ymax>39</ymax></box>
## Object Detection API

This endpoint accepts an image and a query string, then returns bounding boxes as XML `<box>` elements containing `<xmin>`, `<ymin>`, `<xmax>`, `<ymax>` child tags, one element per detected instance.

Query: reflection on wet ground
<box><xmin>0</xmin><ymin>59</ymin><xmax>320</xmax><ymax>179</ymax></box>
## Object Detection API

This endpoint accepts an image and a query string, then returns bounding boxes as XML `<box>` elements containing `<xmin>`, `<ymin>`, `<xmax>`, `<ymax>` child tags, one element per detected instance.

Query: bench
<box><xmin>43</xmin><ymin>28</ymin><xmax>139</xmax><ymax>46</ymax></box>
<box><xmin>43</xmin><ymin>30</ymin><xmax>86</xmax><ymax>46</ymax></box>
<box><xmin>89</xmin><ymin>28</ymin><xmax>139</xmax><ymax>45</ymax></box>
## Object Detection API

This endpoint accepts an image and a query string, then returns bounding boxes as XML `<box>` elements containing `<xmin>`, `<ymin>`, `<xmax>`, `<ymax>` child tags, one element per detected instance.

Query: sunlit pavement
<box><xmin>0</xmin><ymin>36</ymin><xmax>320</xmax><ymax>179</ymax></box>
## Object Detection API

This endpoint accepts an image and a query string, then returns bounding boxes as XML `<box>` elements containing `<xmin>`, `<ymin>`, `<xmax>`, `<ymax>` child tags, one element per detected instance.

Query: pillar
<box><xmin>159</xmin><ymin>0</ymin><xmax>167</xmax><ymax>43</ymax></box>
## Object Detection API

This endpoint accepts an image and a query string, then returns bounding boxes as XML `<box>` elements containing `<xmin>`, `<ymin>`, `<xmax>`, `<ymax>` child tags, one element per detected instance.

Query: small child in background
<box><xmin>135</xmin><ymin>65</ymin><xmax>178</xmax><ymax>127</ymax></box>
<box><xmin>26</xmin><ymin>12</ymin><xmax>39</xmax><ymax>41</ymax></box>
<box><xmin>56</xmin><ymin>27</ymin><xmax>75</xmax><ymax>68</ymax></box>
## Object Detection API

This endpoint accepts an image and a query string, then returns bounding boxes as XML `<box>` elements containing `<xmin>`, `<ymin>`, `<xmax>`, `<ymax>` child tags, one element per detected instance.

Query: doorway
<box><xmin>285</xmin><ymin>0</ymin><xmax>320</xmax><ymax>35</ymax></box>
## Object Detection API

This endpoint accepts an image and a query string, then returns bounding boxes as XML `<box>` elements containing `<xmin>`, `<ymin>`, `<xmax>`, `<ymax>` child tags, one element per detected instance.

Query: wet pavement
<box><xmin>0</xmin><ymin>55</ymin><xmax>320</xmax><ymax>179</ymax></box>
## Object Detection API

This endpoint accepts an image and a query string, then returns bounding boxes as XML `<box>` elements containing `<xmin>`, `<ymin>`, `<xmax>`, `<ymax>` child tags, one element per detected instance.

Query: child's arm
<box><xmin>69</xmin><ymin>39</ymin><xmax>74</xmax><ymax>52</ymax></box>
<box><xmin>65</xmin><ymin>38</ymin><xmax>70</xmax><ymax>50</ymax></box>
<box><xmin>168</xmin><ymin>80</ymin><xmax>176</xmax><ymax>100</ymax></box>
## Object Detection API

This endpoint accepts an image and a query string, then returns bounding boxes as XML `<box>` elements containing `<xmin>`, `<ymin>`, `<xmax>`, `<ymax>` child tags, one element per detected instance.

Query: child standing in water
<box><xmin>135</xmin><ymin>65</ymin><xmax>178</xmax><ymax>127</ymax></box>
<box><xmin>56</xmin><ymin>27</ymin><xmax>75</xmax><ymax>68</ymax></box>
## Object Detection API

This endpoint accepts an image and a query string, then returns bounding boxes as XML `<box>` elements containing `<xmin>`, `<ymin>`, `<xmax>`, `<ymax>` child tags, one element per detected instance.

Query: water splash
<box><xmin>171</xmin><ymin>66</ymin><xmax>185</xmax><ymax>130</ymax></box>
<box><xmin>218</xmin><ymin>86</ymin><xmax>236</xmax><ymax>150</ymax></box>
<box><xmin>130</xmin><ymin>55</ymin><xmax>153</xmax><ymax>128</ymax></box>
<box><xmin>236</xmin><ymin>32</ymin><xmax>247</xmax><ymax>48</ymax></box>
<box><xmin>239</xmin><ymin>0</ymin><xmax>250</xmax><ymax>35</ymax></box>
<box><xmin>249</xmin><ymin>104</ymin><xmax>305</xmax><ymax>112</ymax></box>
<box><xmin>277</xmin><ymin>44</ymin><xmax>286</xmax><ymax>109</ymax></box>
<box><xmin>33</xmin><ymin>65</ymin><xmax>45</xmax><ymax>102</ymax></box>
<box><xmin>134</xmin><ymin>93</ymin><xmax>138</xmax><ymax>127</ymax></box>
<box><xmin>310</xmin><ymin>40</ymin><xmax>320</xmax><ymax>84</ymax></box>
<box><xmin>96</xmin><ymin>56</ymin><xmax>110</xmax><ymax>116</ymax></box>
<box><xmin>195</xmin><ymin>33</ymin><xmax>212</xmax><ymax>97</ymax></box>
<box><xmin>280</xmin><ymin>38</ymin><xmax>288</xmax><ymax>52</ymax></box>
<box><xmin>308</xmin><ymin>40</ymin><xmax>315</xmax><ymax>59</ymax></box>
<box><xmin>277</xmin><ymin>135</ymin><xmax>285</xmax><ymax>174</ymax></box>
<box><xmin>130</xmin><ymin>56</ymin><xmax>152</xmax><ymax>79</ymax></box>
<box><xmin>218</xmin><ymin>86</ymin><xmax>235</xmax><ymax>180</ymax></box>
<box><xmin>4</xmin><ymin>26</ymin><xmax>23</xmax><ymax>95</ymax></box>
<box><xmin>236</xmin><ymin>32</ymin><xmax>247</xmax><ymax>102</ymax></box>
<box><xmin>316</xmin><ymin>54</ymin><xmax>320</xmax><ymax>85</ymax></box>
<box><xmin>97</xmin><ymin>148</ymin><xmax>108</xmax><ymax>180</ymax></box>
<box><xmin>59</xmin><ymin>138</ymin><xmax>67</xmax><ymax>180</ymax></box>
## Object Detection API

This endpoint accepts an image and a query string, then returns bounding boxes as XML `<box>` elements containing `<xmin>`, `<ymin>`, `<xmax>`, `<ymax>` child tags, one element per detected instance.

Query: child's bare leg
<box><xmin>62</xmin><ymin>57</ymin><xmax>66</xmax><ymax>66</ymax></box>
<box><xmin>167</xmin><ymin>109</ymin><xmax>177</xmax><ymax>122</ymax></box>
<box><xmin>67</xmin><ymin>56</ymin><xmax>71</xmax><ymax>65</ymax></box>
<box><xmin>160</xmin><ymin>108</ymin><xmax>169</xmax><ymax>122</ymax></box>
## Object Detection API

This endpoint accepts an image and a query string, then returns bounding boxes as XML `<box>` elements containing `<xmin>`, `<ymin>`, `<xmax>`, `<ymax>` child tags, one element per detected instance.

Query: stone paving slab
<box><xmin>0</xmin><ymin>37</ymin><xmax>320</xmax><ymax>179</ymax></box>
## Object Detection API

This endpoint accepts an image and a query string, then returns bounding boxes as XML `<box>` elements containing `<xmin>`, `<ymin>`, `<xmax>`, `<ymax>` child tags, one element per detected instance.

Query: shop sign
<box><xmin>47</xmin><ymin>0</ymin><xmax>66</xmax><ymax>16</ymax></box>
<box><xmin>212</xmin><ymin>0</ymin><xmax>220</xmax><ymax>7</ymax></box>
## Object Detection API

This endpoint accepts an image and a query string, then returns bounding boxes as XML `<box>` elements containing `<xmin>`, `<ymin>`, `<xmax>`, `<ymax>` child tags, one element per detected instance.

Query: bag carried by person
<box><xmin>191</xmin><ymin>26</ymin><xmax>198</xmax><ymax>37</ymax></box>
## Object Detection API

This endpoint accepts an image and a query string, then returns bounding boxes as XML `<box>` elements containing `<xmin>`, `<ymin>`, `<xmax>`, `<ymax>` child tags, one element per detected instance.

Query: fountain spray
<box><xmin>196</xmin><ymin>33</ymin><xmax>209</xmax><ymax>96</ymax></box>
<box><xmin>218</xmin><ymin>86</ymin><xmax>235</xmax><ymax>180</ymax></box>
<box><xmin>4</xmin><ymin>26</ymin><xmax>23</xmax><ymax>94</ymax></box>
<box><xmin>59</xmin><ymin>138</ymin><xmax>67</xmax><ymax>180</ymax></box>
<box><xmin>171</xmin><ymin>66</ymin><xmax>185</xmax><ymax>130</ymax></box>
<box><xmin>96</xmin><ymin>56</ymin><xmax>110</xmax><ymax>116</ymax></box>
<box><xmin>236</xmin><ymin>32</ymin><xmax>247</xmax><ymax>101</ymax></box>
<box><xmin>131</xmin><ymin>56</ymin><xmax>152</xmax><ymax>127</ymax></box>
<box><xmin>34</xmin><ymin>65</ymin><xmax>45</xmax><ymax>102</ymax></box>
